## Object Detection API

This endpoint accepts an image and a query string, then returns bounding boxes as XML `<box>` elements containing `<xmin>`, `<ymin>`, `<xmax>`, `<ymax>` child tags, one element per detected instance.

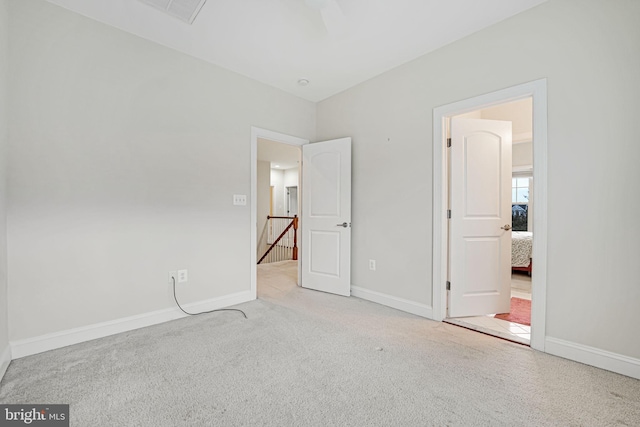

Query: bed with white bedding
<box><xmin>512</xmin><ymin>231</ymin><xmax>533</xmax><ymax>273</ymax></box>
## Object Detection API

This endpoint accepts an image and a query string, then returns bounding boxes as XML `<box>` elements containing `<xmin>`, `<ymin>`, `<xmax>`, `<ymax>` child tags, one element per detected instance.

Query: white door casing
<box><xmin>301</xmin><ymin>138</ymin><xmax>352</xmax><ymax>296</ymax></box>
<box><xmin>432</xmin><ymin>79</ymin><xmax>548</xmax><ymax>351</ymax></box>
<box><xmin>449</xmin><ymin>118</ymin><xmax>512</xmax><ymax>317</ymax></box>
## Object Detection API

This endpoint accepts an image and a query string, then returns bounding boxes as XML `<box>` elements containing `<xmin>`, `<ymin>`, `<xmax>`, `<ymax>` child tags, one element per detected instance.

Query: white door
<box><xmin>301</xmin><ymin>137</ymin><xmax>351</xmax><ymax>296</ymax></box>
<box><xmin>449</xmin><ymin>118</ymin><xmax>512</xmax><ymax>317</ymax></box>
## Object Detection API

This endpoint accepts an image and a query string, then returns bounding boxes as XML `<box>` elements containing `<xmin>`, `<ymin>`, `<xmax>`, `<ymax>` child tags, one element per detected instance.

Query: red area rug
<box><xmin>494</xmin><ymin>297</ymin><xmax>531</xmax><ymax>326</ymax></box>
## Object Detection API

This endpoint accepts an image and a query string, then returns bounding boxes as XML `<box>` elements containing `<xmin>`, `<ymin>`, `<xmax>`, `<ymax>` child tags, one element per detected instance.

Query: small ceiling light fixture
<box><xmin>298</xmin><ymin>78</ymin><xmax>310</xmax><ymax>86</ymax></box>
<box><xmin>274</xmin><ymin>165</ymin><xmax>280</xmax><ymax>168</ymax></box>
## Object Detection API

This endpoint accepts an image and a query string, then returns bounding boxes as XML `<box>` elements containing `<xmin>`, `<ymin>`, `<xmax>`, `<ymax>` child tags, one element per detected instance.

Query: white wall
<box><xmin>270</xmin><ymin>167</ymin><xmax>299</xmax><ymax>217</ymax></box>
<box><xmin>283</xmin><ymin>167</ymin><xmax>299</xmax><ymax>216</ymax></box>
<box><xmin>256</xmin><ymin>160</ymin><xmax>270</xmax><ymax>257</ymax></box>
<box><xmin>270</xmin><ymin>169</ymin><xmax>285</xmax><ymax>216</ymax></box>
<box><xmin>7</xmin><ymin>0</ymin><xmax>315</xmax><ymax>343</ymax></box>
<box><xmin>0</xmin><ymin>0</ymin><xmax>10</xmax><ymax>376</ymax></box>
<box><xmin>283</xmin><ymin>168</ymin><xmax>299</xmax><ymax>189</ymax></box>
<box><xmin>317</xmin><ymin>0</ymin><xmax>640</xmax><ymax>359</ymax></box>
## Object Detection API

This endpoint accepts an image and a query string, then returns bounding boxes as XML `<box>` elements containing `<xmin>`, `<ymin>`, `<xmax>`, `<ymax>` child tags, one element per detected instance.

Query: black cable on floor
<box><xmin>172</xmin><ymin>277</ymin><xmax>247</xmax><ymax>319</ymax></box>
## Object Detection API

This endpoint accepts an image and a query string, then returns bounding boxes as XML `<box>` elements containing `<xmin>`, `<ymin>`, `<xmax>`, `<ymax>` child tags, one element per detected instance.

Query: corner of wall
<box><xmin>0</xmin><ymin>344</ymin><xmax>10</xmax><ymax>381</ymax></box>
<box><xmin>0</xmin><ymin>0</ymin><xmax>11</xmax><ymax>382</ymax></box>
<box><xmin>545</xmin><ymin>337</ymin><xmax>640</xmax><ymax>380</ymax></box>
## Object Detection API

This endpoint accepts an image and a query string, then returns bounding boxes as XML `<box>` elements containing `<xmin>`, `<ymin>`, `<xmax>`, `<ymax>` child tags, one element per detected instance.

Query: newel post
<box><xmin>292</xmin><ymin>215</ymin><xmax>298</xmax><ymax>261</ymax></box>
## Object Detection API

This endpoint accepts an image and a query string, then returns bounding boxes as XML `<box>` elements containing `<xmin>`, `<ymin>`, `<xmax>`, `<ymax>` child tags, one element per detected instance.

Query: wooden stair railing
<box><xmin>258</xmin><ymin>215</ymin><xmax>298</xmax><ymax>264</ymax></box>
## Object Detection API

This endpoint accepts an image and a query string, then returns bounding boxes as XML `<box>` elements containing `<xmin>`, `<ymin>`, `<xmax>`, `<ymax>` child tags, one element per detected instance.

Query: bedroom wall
<box><xmin>0</xmin><ymin>0</ymin><xmax>10</xmax><ymax>377</ymax></box>
<box><xmin>7</xmin><ymin>0</ymin><xmax>315</xmax><ymax>344</ymax></box>
<box><xmin>316</xmin><ymin>0</ymin><xmax>640</xmax><ymax>360</ymax></box>
<box><xmin>513</xmin><ymin>142</ymin><xmax>533</xmax><ymax>168</ymax></box>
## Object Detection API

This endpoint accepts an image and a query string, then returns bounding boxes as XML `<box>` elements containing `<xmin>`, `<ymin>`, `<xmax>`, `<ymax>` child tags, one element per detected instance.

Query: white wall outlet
<box><xmin>369</xmin><ymin>259</ymin><xmax>376</xmax><ymax>271</ymax></box>
<box><xmin>178</xmin><ymin>269</ymin><xmax>188</xmax><ymax>283</ymax></box>
<box><xmin>233</xmin><ymin>194</ymin><xmax>247</xmax><ymax>206</ymax></box>
<box><xmin>168</xmin><ymin>271</ymin><xmax>177</xmax><ymax>285</ymax></box>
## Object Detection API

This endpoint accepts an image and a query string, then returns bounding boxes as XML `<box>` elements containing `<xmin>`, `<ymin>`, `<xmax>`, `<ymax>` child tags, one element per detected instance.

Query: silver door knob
<box><xmin>501</xmin><ymin>224</ymin><xmax>512</xmax><ymax>230</ymax></box>
<box><xmin>336</xmin><ymin>222</ymin><xmax>348</xmax><ymax>228</ymax></box>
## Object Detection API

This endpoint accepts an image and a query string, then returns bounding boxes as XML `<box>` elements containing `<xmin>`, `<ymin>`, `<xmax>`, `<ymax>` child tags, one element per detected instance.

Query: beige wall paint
<box><xmin>7</xmin><ymin>0</ymin><xmax>315</xmax><ymax>341</ymax></box>
<box><xmin>513</xmin><ymin>142</ymin><xmax>533</xmax><ymax>168</ymax></box>
<box><xmin>0</xmin><ymin>0</ymin><xmax>9</xmax><ymax>364</ymax></box>
<box><xmin>317</xmin><ymin>0</ymin><xmax>640</xmax><ymax>358</ymax></box>
<box><xmin>481</xmin><ymin>98</ymin><xmax>533</xmax><ymax>143</ymax></box>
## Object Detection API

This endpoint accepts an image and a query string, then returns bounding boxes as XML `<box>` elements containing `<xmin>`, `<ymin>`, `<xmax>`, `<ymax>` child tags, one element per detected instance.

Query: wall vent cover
<box><xmin>139</xmin><ymin>0</ymin><xmax>207</xmax><ymax>24</ymax></box>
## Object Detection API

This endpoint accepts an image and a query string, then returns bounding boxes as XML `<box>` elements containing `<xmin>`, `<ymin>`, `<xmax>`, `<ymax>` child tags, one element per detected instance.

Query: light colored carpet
<box><xmin>1</xmin><ymin>260</ymin><xmax>639</xmax><ymax>426</ymax></box>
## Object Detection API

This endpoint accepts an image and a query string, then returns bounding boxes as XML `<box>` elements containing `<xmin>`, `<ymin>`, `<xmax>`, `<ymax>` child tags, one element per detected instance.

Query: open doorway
<box><xmin>250</xmin><ymin>128</ymin><xmax>308</xmax><ymax>300</ymax></box>
<box><xmin>444</xmin><ymin>98</ymin><xmax>533</xmax><ymax>345</ymax></box>
<box><xmin>256</xmin><ymin>137</ymin><xmax>302</xmax><ymax>295</ymax></box>
<box><xmin>432</xmin><ymin>79</ymin><xmax>548</xmax><ymax>352</ymax></box>
<box><xmin>251</xmin><ymin>129</ymin><xmax>353</xmax><ymax>300</ymax></box>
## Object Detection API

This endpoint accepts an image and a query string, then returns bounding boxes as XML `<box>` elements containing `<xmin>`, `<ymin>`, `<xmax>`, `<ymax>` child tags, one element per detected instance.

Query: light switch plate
<box><xmin>233</xmin><ymin>194</ymin><xmax>247</xmax><ymax>206</ymax></box>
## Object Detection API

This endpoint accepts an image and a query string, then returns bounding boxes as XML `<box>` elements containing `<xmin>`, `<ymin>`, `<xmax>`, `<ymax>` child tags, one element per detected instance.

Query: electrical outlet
<box><xmin>168</xmin><ymin>271</ymin><xmax>177</xmax><ymax>285</ymax></box>
<box><xmin>233</xmin><ymin>194</ymin><xmax>247</xmax><ymax>206</ymax></box>
<box><xmin>178</xmin><ymin>269</ymin><xmax>188</xmax><ymax>283</ymax></box>
<box><xmin>369</xmin><ymin>259</ymin><xmax>376</xmax><ymax>271</ymax></box>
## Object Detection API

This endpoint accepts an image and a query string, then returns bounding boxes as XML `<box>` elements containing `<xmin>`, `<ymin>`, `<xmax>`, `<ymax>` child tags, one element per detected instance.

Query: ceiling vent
<box><xmin>139</xmin><ymin>0</ymin><xmax>207</xmax><ymax>25</ymax></box>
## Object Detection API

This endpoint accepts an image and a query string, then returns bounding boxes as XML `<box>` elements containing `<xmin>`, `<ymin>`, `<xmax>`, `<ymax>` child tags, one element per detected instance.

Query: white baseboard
<box><xmin>545</xmin><ymin>336</ymin><xmax>640</xmax><ymax>380</ymax></box>
<box><xmin>0</xmin><ymin>344</ymin><xmax>11</xmax><ymax>382</ymax></box>
<box><xmin>351</xmin><ymin>286</ymin><xmax>433</xmax><ymax>319</ymax></box>
<box><xmin>11</xmin><ymin>290</ymin><xmax>254</xmax><ymax>359</ymax></box>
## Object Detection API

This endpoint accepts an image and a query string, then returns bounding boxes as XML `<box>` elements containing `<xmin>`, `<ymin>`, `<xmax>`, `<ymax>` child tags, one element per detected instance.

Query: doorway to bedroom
<box><xmin>431</xmin><ymin>80</ymin><xmax>548</xmax><ymax>350</ymax></box>
<box><xmin>444</xmin><ymin>97</ymin><xmax>534</xmax><ymax>345</ymax></box>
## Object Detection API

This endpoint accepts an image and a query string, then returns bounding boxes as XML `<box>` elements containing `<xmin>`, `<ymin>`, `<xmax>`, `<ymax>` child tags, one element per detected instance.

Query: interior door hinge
<box><xmin>446</xmin><ymin>281</ymin><xmax>451</xmax><ymax>291</ymax></box>
<box><xmin>447</xmin><ymin>209</ymin><xmax>451</xmax><ymax>219</ymax></box>
<box><xmin>447</xmin><ymin>138</ymin><xmax>451</xmax><ymax>148</ymax></box>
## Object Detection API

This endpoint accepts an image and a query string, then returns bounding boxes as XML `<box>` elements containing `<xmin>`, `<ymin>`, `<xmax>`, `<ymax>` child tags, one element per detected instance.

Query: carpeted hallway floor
<box><xmin>1</xmin><ymin>260</ymin><xmax>639</xmax><ymax>426</ymax></box>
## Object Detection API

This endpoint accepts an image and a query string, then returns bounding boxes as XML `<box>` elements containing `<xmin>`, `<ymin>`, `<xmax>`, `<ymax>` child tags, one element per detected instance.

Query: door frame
<box><xmin>251</xmin><ymin>127</ymin><xmax>308</xmax><ymax>300</ymax></box>
<box><xmin>431</xmin><ymin>79</ymin><xmax>548</xmax><ymax>351</ymax></box>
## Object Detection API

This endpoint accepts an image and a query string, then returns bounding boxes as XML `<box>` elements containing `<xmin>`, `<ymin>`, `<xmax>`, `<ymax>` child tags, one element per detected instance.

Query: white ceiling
<box><xmin>45</xmin><ymin>0</ymin><xmax>547</xmax><ymax>102</ymax></box>
<box><xmin>257</xmin><ymin>138</ymin><xmax>300</xmax><ymax>170</ymax></box>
